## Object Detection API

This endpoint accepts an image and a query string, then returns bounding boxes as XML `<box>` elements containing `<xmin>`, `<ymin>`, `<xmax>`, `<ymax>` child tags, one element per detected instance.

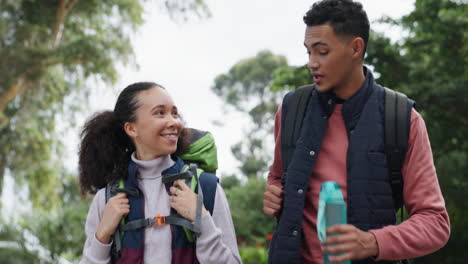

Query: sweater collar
<box><xmin>130</xmin><ymin>153</ymin><xmax>175</xmax><ymax>180</ymax></box>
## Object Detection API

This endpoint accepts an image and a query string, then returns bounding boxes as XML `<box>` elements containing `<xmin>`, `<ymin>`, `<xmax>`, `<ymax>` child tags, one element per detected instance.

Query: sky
<box><xmin>2</xmin><ymin>0</ymin><xmax>416</xmax><ymax>222</ymax></box>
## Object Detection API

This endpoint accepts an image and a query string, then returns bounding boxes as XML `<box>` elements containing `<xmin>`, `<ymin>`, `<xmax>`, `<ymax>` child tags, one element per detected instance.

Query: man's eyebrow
<box><xmin>304</xmin><ymin>41</ymin><xmax>328</xmax><ymax>48</ymax></box>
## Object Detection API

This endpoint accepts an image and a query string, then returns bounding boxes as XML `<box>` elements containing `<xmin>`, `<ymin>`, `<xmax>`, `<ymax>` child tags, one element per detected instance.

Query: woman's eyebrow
<box><xmin>150</xmin><ymin>104</ymin><xmax>165</xmax><ymax>112</ymax></box>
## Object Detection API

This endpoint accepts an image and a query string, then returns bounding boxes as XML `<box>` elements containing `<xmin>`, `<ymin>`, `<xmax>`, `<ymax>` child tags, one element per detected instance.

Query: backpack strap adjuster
<box><xmin>146</xmin><ymin>214</ymin><xmax>167</xmax><ymax>227</ymax></box>
<box><xmin>156</xmin><ymin>214</ymin><xmax>166</xmax><ymax>226</ymax></box>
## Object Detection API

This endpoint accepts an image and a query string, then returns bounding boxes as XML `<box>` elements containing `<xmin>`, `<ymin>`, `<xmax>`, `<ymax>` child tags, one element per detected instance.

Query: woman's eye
<box><xmin>319</xmin><ymin>50</ymin><xmax>328</xmax><ymax>55</ymax></box>
<box><xmin>154</xmin><ymin>111</ymin><xmax>164</xmax><ymax>116</ymax></box>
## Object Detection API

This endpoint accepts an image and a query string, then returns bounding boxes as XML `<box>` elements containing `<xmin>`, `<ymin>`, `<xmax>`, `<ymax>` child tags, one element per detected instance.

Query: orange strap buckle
<box><xmin>157</xmin><ymin>214</ymin><xmax>166</xmax><ymax>226</ymax></box>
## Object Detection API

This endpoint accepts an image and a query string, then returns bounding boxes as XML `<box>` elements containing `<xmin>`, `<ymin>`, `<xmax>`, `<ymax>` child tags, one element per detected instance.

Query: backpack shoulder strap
<box><xmin>281</xmin><ymin>84</ymin><xmax>315</xmax><ymax>178</ymax></box>
<box><xmin>106</xmin><ymin>180</ymin><xmax>123</xmax><ymax>264</ymax></box>
<box><xmin>384</xmin><ymin>87</ymin><xmax>411</xmax><ymax>212</ymax></box>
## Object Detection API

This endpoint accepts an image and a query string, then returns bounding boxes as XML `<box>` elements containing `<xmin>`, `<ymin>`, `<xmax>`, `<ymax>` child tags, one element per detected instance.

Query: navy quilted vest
<box><xmin>269</xmin><ymin>69</ymin><xmax>413</xmax><ymax>264</ymax></box>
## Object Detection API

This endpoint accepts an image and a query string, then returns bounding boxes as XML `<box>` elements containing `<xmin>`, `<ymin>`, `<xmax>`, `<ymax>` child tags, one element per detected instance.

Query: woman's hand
<box><xmin>169</xmin><ymin>180</ymin><xmax>207</xmax><ymax>222</ymax></box>
<box><xmin>96</xmin><ymin>193</ymin><xmax>130</xmax><ymax>244</ymax></box>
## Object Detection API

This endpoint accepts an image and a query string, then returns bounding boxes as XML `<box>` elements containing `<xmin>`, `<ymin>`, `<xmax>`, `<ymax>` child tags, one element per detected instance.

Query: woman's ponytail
<box><xmin>78</xmin><ymin>111</ymin><xmax>134</xmax><ymax>195</ymax></box>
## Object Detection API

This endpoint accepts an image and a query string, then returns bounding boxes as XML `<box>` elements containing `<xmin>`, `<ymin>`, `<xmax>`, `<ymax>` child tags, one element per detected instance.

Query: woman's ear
<box><xmin>124</xmin><ymin>122</ymin><xmax>137</xmax><ymax>138</ymax></box>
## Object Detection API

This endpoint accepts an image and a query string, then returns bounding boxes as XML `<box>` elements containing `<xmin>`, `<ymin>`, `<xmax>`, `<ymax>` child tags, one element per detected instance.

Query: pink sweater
<box><xmin>268</xmin><ymin>103</ymin><xmax>450</xmax><ymax>263</ymax></box>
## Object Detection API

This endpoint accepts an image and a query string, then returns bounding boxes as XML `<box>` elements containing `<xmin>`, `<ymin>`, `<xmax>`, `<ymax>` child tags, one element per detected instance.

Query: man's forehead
<box><xmin>305</xmin><ymin>25</ymin><xmax>334</xmax><ymax>40</ymax></box>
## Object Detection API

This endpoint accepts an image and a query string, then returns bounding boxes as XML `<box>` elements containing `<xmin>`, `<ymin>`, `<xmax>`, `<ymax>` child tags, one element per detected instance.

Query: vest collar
<box><xmin>341</xmin><ymin>67</ymin><xmax>374</xmax><ymax>126</ymax></box>
<box><xmin>316</xmin><ymin>66</ymin><xmax>376</xmax><ymax>131</ymax></box>
<box><xmin>162</xmin><ymin>156</ymin><xmax>185</xmax><ymax>175</ymax></box>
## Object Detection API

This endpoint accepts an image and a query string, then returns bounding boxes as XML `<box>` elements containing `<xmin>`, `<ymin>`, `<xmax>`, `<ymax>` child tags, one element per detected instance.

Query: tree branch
<box><xmin>0</xmin><ymin>78</ymin><xmax>27</xmax><ymax>120</ymax></box>
<box><xmin>51</xmin><ymin>0</ymin><xmax>80</xmax><ymax>47</ymax></box>
<box><xmin>0</xmin><ymin>53</ymin><xmax>85</xmax><ymax>126</ymax></box>
<box><xmin>51</xmin><ymin>0</ymin><xmax>67</xmax><ymax>47</ymax></box>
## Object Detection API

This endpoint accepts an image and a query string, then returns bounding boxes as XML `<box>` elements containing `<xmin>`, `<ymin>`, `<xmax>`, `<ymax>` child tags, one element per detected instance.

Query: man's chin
<box><xmin>314</xmin><ymin>84</ymin><xmax>331</xmax><ymax>94</ymax></box>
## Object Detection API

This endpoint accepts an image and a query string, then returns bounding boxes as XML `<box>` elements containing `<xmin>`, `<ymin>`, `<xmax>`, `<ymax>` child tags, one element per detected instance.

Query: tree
<box><xmin>212</xmin><ymin>50</ymin><xmax>289</xmax><ymax>178</ymax></box>
<box><xmin>212</xmin><ymin>50</ymin><xmax>291</xmax><ymax>247</ymax></box>
<box><xmin>0</xmin><ymin>0</ymin><xmax>210</xmax><ymax>208</ymax></box>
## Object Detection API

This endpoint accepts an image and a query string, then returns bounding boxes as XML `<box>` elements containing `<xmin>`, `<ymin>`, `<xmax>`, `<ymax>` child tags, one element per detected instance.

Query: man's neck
<box><xmin>334</xmin><ymin>65</ymin><xmax>366</xmax><ymax>100</ymax></box>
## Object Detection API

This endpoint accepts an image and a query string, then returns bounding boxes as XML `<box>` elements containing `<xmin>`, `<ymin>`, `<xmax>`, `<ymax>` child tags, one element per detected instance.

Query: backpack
<box><xmin>280</xmin><ymin>84</ymin><xmax>411</xmax><ymax>215</ymax></box>
<box><xmin>105</xmin><ymin>128</ymin><xmax>219</xmax><ymax>262</ymax></box>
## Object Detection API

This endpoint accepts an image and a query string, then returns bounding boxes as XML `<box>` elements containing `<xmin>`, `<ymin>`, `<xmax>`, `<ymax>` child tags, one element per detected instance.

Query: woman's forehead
<box><xmin>136</xmin><ymin>86</ymin><xmax>176</xmax><ymax>109</ymax></box>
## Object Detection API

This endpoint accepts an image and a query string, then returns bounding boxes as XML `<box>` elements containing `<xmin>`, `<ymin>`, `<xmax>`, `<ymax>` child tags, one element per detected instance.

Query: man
<box><xmin>263</xmin><ymin>0</ymin><xmax>450</xmax><ymax>263</ymax></box>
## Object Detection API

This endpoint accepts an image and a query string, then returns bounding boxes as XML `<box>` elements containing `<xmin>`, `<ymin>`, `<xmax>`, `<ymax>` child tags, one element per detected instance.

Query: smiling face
<box><xmin>304</xmin><ymin>24</ymin><xmax>365</xmax><ymax>98</ymax></box>
<box><xmin>124</xmin><ymin>86</ymin><xmax>183</xmax><ymax>160</ymax></box>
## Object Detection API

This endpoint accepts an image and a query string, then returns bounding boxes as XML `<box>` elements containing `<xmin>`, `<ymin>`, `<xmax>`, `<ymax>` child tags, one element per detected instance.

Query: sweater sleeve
<box><xmin>195</xmin><ymin>184</ymin><xmax>242</xmax><ymax>264</ymax></box>
<box><xmin>267</xmin><ymin>105</ymin><xmax>284</xmax><ymax>187</ymax></box>
<box><xmin>79</xmin><ymin>189</ymin><xmax>112</xmax><ymax>264</ymax></box>
<box><xmin>370</xmin><ymin>108</ymin><xmax>450</xmax><ymax>260</ymax></box>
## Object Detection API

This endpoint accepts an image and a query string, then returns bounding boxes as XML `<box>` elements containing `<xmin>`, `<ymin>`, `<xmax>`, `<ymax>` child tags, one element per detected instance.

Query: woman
<box><xmin>79</xmin><ymin>82</ymin><xmax>241</xmax><ymax>264</ymax></box>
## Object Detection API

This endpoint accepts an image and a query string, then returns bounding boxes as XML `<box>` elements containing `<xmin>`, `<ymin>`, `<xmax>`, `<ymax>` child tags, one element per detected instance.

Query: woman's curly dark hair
<box><xmin>303</xmin><ymin>0</ymin><xmax>370</xmax><ymax>56</ymax></box>
<box><xmin>79</xmin><ymin>82</ymin><xmax>162</xmax><ymax>195</ymax></box>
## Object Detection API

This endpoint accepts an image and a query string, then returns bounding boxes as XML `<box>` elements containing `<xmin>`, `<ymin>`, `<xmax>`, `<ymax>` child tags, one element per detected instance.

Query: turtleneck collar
<box><xmin>131</xmin><ymin>153</ymin><xmax>175</xmax><ymax>180</ymax></box>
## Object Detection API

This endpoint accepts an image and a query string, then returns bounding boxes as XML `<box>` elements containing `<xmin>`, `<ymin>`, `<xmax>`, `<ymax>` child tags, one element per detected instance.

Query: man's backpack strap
<box><xmin>384</xmin><ymin>87</ymin><xmax>411</xmax><ymax>213</ymax></box>
<box><xmin>281</xmin><ymin>84</ymin><xmax>315</xmax><ymax>183</ymax></box>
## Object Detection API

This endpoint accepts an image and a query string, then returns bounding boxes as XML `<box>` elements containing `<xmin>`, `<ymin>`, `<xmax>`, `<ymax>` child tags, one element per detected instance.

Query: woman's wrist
<box><xmin>96</xmin><ymin>229</ymin><xmax>112</xmax><ymax>244</ymax></box>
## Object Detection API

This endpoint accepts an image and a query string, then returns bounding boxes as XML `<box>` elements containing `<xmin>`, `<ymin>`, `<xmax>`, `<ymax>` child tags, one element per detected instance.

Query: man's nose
<box><xmin>307</xmin><ymin>57</ymin><xmax>319</xmax><ymax>71</ymax></box>
<box><xmin>307</xmin><ymin>56</ymin><xmax>319</xmax><ymax>71</ymax></box>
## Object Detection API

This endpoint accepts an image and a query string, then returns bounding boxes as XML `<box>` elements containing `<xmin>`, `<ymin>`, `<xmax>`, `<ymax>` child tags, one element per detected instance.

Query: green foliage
<box><xmin>212</xmin><ymin>50</ymin><xmax>289</xmax><ymax>177</ymax></box>
<box><xmin>20</xmin><ymin>174</ymin><xmax>90</xmax><ymax>261</ymax></box>
<box><xmin>212</xmin><ymin>50</ymin><xmax>287</xmax><ymax>114</ymax></box>
<box><xmin>270</xmin><ymin>65</ymin><xmax>311</xmax><ymax>92</ymax></box>
<box><xmin>225</xmin><ymin>177</ymin><xmax>276</xmax><ymax>246</ymax></box>
<box><xmin>0</xmin><ymin>221</ymin><xmax>39</xmax><ymax>264</ymax></box>
<box><xmin>0</xmin><ymin>0</ymin><xmax>211</xmax><ymax>209</ymax></box>
<box><xmin>220</xmin><ymin>174</ymin><xmax>241</xmax><ymax>191</ymax></box>
<box><xmin>0</xmin><ymin>0</ymin><xmax>146</xmax><ymax>210</ymax></box>
<box><xmin>239</xmin><ymin>246</ymin><xmax>268</xmax><ymax>264</ymax></box>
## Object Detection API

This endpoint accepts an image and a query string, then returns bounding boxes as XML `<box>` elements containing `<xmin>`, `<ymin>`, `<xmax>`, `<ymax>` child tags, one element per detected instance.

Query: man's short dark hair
<box><xmin>303</xmin><ymin>0</ymin><xmax>370</xmax><ymax>56</ymax></box>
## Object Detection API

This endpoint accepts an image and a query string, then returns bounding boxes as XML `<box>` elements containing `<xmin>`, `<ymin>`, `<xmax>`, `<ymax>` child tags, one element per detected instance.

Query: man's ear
<box><xmin>351</xmin><ymin>37</ymin><xmax>365</xmax><ymax>59</ymax></box>
<box><xmin>124</xmin><ymin>122</ymin><xmax>137</xmax><ymax>138</ymax></box>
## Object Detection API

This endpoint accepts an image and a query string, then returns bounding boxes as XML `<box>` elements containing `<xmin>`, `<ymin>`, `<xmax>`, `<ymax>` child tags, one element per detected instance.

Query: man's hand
<box><xmin>263</xmin><ymin>184</ymin><xmax>283</xmax><ymax>216</ymax></box>
<box><xmin>322</xmin><ymin>224</ymin><xmax>379</xmax><ymax>262</ymax></box>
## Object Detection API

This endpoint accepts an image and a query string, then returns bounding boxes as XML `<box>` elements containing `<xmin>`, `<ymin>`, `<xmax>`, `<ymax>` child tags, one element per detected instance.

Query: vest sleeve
<box><xmin>195</xmin><ymin>184</ymin><xmax>241</xmax><ymax>264</ymax></box>
<box><xmin>79</xmin><ymin>189</ymin><xmax>113</xmax><ymax>264</ymax></box>
<box><xmin>268</xmin><ymin>105</ymin><xmax>284</xmax><ymax>187</ymax></box>
<box><xmin>369</xmin><ymin>108</ymin><xmax>450</xmax><ymax>260</ymax></box>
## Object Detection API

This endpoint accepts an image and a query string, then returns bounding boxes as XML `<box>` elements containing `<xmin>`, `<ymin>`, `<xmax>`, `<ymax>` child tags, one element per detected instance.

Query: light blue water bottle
<box><xmin>317</xmin><ymin>181</ymin><xmax>350</xmax><ymax>264</ymax></box>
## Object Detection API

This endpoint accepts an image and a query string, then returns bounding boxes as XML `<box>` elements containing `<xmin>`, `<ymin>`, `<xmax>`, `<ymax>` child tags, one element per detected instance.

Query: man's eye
<box><xmin>319</xmin><ymin>51</ymin><xmax>328</xmax><ymax>55</ymax></box>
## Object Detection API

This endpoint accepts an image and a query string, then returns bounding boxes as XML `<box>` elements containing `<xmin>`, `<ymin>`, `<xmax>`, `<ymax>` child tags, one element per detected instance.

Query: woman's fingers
<box><xmin>173</xmin><ymin>179</ymin><xmax>190</xmax><ymax>191</ymax></box>
<box><xmin>169</xmin><ymin>180</ymin><xmax>208</xmax><ymax>222</ymax></box>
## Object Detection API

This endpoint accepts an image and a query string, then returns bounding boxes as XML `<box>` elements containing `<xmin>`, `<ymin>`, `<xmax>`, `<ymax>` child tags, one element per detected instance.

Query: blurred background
<box><xmin>0</xmin><ymin>0</ymin><xmax>466</xmax><ymax>263</ymax></box>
